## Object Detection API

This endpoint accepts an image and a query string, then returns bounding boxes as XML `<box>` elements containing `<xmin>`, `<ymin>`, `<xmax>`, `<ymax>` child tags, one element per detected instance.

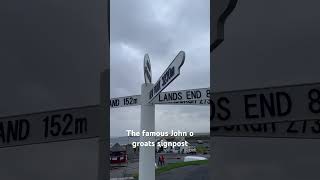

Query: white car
<box><xmin>183</xmin><ymin>156</ymin><xmax>207</xmax><ymax>162</ymax></box>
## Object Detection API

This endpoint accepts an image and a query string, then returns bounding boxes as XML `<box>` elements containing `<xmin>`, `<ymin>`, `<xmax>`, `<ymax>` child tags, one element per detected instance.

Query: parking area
<box><xmin>110</xmin><ymin>153</ymin><xmax>210</xmax><ymax>179</ymax></box>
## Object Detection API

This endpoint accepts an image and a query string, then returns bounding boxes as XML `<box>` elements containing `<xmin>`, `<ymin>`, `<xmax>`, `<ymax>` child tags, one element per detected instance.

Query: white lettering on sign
<box><xmin>211</xmin><ymin>119</ymin><xmax>320</xmax><ymax>139</ymax></box>
<box><xmin>148</xmin><ymin>51</ymin><xmax>185</xmax><ymax>103</ymax></box>
<box><xmin>0</xmin><ymin>106</ymin><xmax>101</xmax><ymax>148</ymax></box>
<box><xmin>211</xmin><ymin>82</ymin><xmax>320</xmax><ymax>127</ymax></box>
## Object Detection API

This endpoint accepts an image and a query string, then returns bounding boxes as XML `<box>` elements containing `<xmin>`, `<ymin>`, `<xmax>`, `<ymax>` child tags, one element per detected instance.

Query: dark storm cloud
<box><xmin>211</xmin><ymin>0</ymin><xmax>320</xmax><ymax>179</ymax></box>
<box><xmin>0</xmin><ymin>0</ymin><xmax>107</xmax><ymax>179</ymax></box>
<box><xmin>111</xmin><ymin>0</ymin><xmax>210</xmax><ymax>137</ymax></box>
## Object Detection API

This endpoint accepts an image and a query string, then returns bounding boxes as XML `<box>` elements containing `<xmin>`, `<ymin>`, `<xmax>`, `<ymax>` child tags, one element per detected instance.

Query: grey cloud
<box><xmin>111</xmin><ymin>107</ymin><xmax>140</xmax><ymax>137</ymax></box>
<box><xmin>156</xmin><ymin>106</ymin><xmax>209</xmax><ymax>133</ymax></box>
<box><xmin>111</xmin><ymin>0</ymin><xmax>209</xmax><ymax>62</ymax></box>
<box><xmin>111</xmin><ymin>0</ymin><xmax>210</xmax><ymax>136</ymax></box>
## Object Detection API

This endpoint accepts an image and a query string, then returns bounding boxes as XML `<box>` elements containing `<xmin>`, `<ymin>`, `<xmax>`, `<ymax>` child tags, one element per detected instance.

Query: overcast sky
<box><xmin>110</xmin><ymin>0</ymin><xmax>210</xmax><ymax>137</ymax></box>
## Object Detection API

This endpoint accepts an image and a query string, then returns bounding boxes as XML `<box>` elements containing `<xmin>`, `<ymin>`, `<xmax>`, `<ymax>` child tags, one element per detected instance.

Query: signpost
<box><xmin>139</xmin><ymin>83</ymin><xmax>155</xmax><ymax>180</ymax></box>
<box><xmin>111</xmin><ymin>51</ymin><xmax>211</xmax><ymax>180</ymax></box>
<box><xmin>148</xmin><ymin>51</ymin><xmax>185</xmax><ymax>103</ymax></box>
<box><xmin>211</xmin><ymin>82</ymin><xmax>320</xmax><ymax>127</ymax></box>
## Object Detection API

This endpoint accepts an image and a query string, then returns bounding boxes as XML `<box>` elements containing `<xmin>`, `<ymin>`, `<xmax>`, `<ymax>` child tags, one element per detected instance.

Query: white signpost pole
<box><xmin>139</xmin><ymin>83</ymin><xmax>155</xmax><ymax>180</ymax></box>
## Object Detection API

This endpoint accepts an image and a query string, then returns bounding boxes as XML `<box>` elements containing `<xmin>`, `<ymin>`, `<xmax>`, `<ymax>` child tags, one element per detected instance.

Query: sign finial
<box><xmin>144</xmin><ymin>54</ymin><xmax>152</xmax><ymax>84</ymax></box>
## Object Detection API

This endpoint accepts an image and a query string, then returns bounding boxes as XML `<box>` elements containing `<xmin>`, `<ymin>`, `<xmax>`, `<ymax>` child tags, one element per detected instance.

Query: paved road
<box><xmin>110</xmin><ymin>160</ymin><xmax>139</xmax><ymax>179</ymax></box>
<box><xmin>156</xmin><ymin>164</ymin><xmax>208</xmax><ymax>180</ymax></box>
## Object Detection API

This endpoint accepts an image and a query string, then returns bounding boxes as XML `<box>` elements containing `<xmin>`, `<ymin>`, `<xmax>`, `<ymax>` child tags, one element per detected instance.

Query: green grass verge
<box><xmin>155</xmin><ymin>160</ymin><xmax>208</xmax><ymax>175</ymax></box>
<box><xmin>133</xmin><ymin>172</ymin><xmax>139</xmax><ymax>180</ymax></box>
<box><xmin>196</xmin><ymin>145</ymin><xmax>208</xmax><ymax>154</ymax></box>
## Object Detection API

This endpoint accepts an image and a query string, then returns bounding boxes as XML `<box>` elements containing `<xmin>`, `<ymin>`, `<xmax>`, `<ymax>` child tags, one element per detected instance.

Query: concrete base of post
<box><xmin>138</xmin><ymin>83</ymin><xmax>155</xmax><ymax>180</ymax></box>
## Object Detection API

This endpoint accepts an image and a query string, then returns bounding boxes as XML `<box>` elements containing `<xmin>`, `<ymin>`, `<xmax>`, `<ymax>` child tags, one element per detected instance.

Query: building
<box><xmin>110</xmin><ymin>143</ymin><xmax>127</xmax><ymax>164</ymax></box>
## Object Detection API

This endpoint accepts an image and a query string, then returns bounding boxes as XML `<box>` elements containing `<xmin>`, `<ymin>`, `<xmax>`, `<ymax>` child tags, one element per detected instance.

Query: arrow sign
<box><xmin>0</xmin><ymin>105</ymin><xmax>102</xmax><ymax>148</ymax></box>
<box><xmin>110</xmin><ymin>88</ymin><xmax>210</xmax><ymax>108</ymax></box>
<box><xmin>148</xmin><ymin>51</ymin><xmax>185</xmax><ymax>103</ymax></box>
<box><xmin>110</xmin><ymin>97</ymin><xmax>210</xmax><ymax>107</ymax></box>
<box><xmin>153</xmin><ymin>88</ymin><xmax>210</xmax><ymax>105</ymax></box>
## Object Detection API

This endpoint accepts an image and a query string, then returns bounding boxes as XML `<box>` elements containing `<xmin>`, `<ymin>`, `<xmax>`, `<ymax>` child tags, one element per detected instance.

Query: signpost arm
<box><xmin>139</xmin><ymin>83</ymin><xmax>155</xmax><ymax>180</ymax></box>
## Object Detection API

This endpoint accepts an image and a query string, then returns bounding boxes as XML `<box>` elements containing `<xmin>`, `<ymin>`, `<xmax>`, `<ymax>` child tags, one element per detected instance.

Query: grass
<box><xmin>196</xmin><ymin>145</ymin><xmax>208</xmax><ymax>154</ymax></box>
<box><xmin>155</xmin><ymin>160</ymin><xmax>208</xmax><ymax>175</ymax></box>
<box><xmin>133</xmin><ymin>172</ymin><xmax>139</xmax><ymax>180</ymax></box>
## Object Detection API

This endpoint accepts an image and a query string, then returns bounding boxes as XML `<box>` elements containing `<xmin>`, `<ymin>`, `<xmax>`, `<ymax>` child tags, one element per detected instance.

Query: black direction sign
<box><xmin>0</xmin><ymin>105</ymin><xmax>102</xmax><ymax>148</ymax></box>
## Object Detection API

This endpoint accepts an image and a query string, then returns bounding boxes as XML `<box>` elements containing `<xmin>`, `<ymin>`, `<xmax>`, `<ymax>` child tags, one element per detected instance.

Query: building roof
<box><xmin>111</xmin><ymin>143</ymin><xmax>126</xmax><ymax>152</ymax></box>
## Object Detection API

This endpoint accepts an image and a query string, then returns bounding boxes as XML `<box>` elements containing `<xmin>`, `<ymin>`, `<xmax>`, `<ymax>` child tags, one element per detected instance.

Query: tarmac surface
<box><xmin>110</xmin><ymin>160</ymin><xmax>139</xmax><ymax>179</ymax></box>
<box><xmin>155</xmin><ymin>164</ymin><xmax>209</xmax><ymax>180</ymax></box>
